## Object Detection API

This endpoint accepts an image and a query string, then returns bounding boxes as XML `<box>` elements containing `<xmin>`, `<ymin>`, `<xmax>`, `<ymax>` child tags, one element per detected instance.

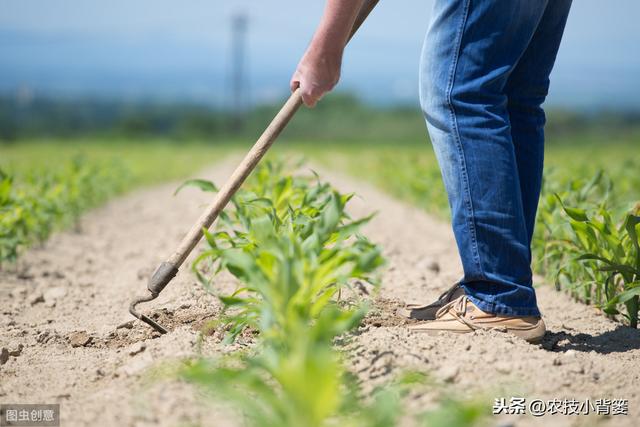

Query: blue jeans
<box><xmin>420</xmin><ymin>0</ymin><xmax>572</xmax><ymax>316</ymax></box>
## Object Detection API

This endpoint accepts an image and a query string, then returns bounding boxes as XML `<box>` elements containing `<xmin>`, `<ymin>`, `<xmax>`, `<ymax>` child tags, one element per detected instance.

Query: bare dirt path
<box><xmin>1</xmin><ymin>158</ymin><xmax>638</xmax><ymax>427</ymax></box>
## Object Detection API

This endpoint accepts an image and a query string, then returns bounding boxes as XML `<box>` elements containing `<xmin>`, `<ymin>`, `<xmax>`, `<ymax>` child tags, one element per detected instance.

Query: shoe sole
<box><xmin>396</xmin><ymin>306</ymin><xmax>441</xmax><ymax>321</ymax></box>
<box><xmin>411</xmin><ymin>324</ymin><xmax>546</xmax><ymax>344</ymax></box>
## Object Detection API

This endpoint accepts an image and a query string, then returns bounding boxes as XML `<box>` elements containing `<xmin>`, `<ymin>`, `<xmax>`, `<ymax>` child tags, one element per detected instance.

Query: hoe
<box><xmin>129</xmin><ymin>0</ymin><xmax>380</xmax><ymax>334</ymax></box>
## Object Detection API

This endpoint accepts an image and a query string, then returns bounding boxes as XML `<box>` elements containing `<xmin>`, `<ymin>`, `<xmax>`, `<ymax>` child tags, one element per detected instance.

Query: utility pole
<box><xmin>230</xmin><ymin>12</ymin><xmax>248</xmax><ymax>132</ymax></box>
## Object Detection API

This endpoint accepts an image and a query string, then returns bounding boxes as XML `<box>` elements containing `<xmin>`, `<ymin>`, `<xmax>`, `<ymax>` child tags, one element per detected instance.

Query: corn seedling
<box><xmin>533</xmin><ymin>170</ymin><xmax>613</xmax><ymax>299</ymax></box>
<box><xmin>180</xmin><ymin>160</ymin><xmax>391</xmax><ymax>426</ymax></box>
<box><xmin>557</xmin><ymin>197</ymin><xmax>640</xmax><ymax>328</ymax></box>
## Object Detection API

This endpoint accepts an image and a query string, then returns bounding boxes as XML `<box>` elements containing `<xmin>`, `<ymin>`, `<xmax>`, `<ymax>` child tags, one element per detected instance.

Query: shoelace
<box><xmin>435</xmin><ymin>295</ymin><xmax>480</xmax><ymax>330</ymax></box>
<box><xmin>435</xmin><ymin>282</ymin><xmax>461</xmax><ymax>304</ymax></box>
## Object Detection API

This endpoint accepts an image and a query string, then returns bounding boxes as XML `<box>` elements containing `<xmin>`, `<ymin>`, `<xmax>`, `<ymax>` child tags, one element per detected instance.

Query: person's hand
<box><xmin>290</xmin><ymin>46</ymin><xmax>343</xmax><ymax>107</ymax></box>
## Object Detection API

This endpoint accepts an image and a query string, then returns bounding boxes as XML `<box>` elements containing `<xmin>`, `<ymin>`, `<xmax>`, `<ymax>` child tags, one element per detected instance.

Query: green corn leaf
<box><xmin>602</xmin><ymin>305</ymin><xmax>620</xmax><ymax>315</ymax></box>
<box><xmin>245</xmin><ymin>197</ymin><xmax>274</xmax><ymax>210</ymax></box>
<box><xmin>598</xmin><ymin>264</ymin><xmax>639</xmax><ymax>279</ymax></box>
<box><xmin>604</xmin><ymin>283</ymin><xmax>640</xmax><ymax>309</ymax></box>
<box><xmin>570</xmin><ymin>221</ymin><xmax>597</xmax><ymax>250</ymax></box>
<box><xmin>222</xmin><ymin>249</ymin><xmax>257</xmax><ymax>281</ymax></box>
<box><xmin>219</xmin><ymin>295</ymin><xmax>247</xmax><ymax>306</ymax></box>
<box><xmin>174</xmin><ymin>178</ymin><xmax>218</xmax><ymax>195</ymax></box>
<box><xmin>624</xmin><ymin>214</ymin><xmax>640</xmax><ymax>268</ymax></box>
<box><xmin>579</xmin><ymin>170</ymin><xmax>604</xmax><ymax>200</ymax></box>
<box><xmin>566</xmin><ymin>207</ymin><xmax>589</xmax><ymax>222</ymax></box>
<box><xmin>249</xmin><ymin>215</ymin><xmax>275</xmax><ymax>243</ymax></box>
<box><xmin>620</xmin><ymin>283</ymin><xmax>640</xmax><ymax>300</ymax></box>
<box><xmin>202</xmin><ymin>228</ymin><xmax>217</xmax><ymax>248</ymax></box>
<box><xmin>357</xmin><ymin>246</ymin><xmax>385</xmax><ymax>273</ymax></box>
<box><xmin>310</xmin><ymin>287</ymin><xmax>338</xmax><ymax>319</ymax></box>
<box><xmin>577</xmin><ymin>253</ymin><xmax>612</xmax><ymax>263</ymax></box>
<box><xmin>577</xmin><ymin>253</ymin><xmax>640</xmax><ymax>277</ymax></box>
<box><xmin>555</xmin><ymin>194</ymin><xmax>589</xmax><ymax>222</ymax></box>
<box><xmin>336</xmin><ymin>213</ymin><xmax>375</xmax><ymax>239</ymax></box>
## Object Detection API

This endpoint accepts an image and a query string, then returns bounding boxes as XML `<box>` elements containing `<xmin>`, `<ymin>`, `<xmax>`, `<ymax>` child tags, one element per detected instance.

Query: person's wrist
<box><xmin>305</xmin><ymin>47</ymin><xmax>342</xmax><ymax>66</ymax></box>
<box><xmin>303</xmin><ymin>43</ymin><xmax>342</xmax><ymax>69</ymax></box>
<box><xmin>309</xmin><ymin>30</ymin><xmax>345</xmax><ymax>56</ymax></box>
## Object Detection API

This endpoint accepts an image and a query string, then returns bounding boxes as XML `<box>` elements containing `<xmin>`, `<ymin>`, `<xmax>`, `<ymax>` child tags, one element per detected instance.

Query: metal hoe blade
<box><xmin>129</xmin><ymin>292</ymin><xmax>168</xmax><ymax>334</ymax></box>
<box><xmin>129</xmin><ymin>261</ymin><xmax>178</xmax><ymax>334</ymax></box>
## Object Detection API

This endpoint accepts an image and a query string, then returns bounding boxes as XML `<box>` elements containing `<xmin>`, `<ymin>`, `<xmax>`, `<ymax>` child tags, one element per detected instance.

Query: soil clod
<box><xmin>68</xmin><ymin>331</ymin><xmax>93</xmax><ymax>348</ymax></box>
<box><xmin>127</xmin><ymin>341</ymin><xmax>146</xmax><ymax>356</ymax></box>
<box><xmin>29</xmin><ymin>293</ymin><xmax>44</xmax><ymax>306</ymax></box>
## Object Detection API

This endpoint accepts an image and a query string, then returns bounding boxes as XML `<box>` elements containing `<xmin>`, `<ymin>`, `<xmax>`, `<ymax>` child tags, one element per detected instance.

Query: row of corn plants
<box><xmin>327</xmin><ymin>147</ymin><xmax>640</xmax><ymax>328</ymax></box>
<box><xmin>534</xmin><ymin>168</ymin><xmax>640</xmax><ymax>328</ymax></box>
<box><xmin>177</xmin><ymin>159</ymin><xmax>489</xmax><ymax>427</ymax></box>
<box><xmin>0</xmin><ymin>156</ymin><xmax>129</xmax><ymax>265</ymax></box>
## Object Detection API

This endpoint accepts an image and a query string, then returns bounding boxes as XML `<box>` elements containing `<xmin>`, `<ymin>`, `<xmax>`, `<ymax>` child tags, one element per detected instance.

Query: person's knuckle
<box><xmin>310</xmin><ymin>86</ymin><xmax>323</xmax><ymax>97</ymax></box>
<box><xmin>301</xmin><ymin>92</ymin><xmax>313</xmax><ymax>105</ymax></box>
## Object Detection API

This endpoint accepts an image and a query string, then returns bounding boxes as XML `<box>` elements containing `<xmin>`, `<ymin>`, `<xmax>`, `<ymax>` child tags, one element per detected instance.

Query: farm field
<box><xmin>1</xmin><ymin>137</ymin><xmax>639</xmax><ymax>426</ymax></box>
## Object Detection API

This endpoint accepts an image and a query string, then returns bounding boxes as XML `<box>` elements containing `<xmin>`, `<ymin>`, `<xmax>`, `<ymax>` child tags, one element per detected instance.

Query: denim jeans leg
<box><xmin>420</xmin><ymin>0</ymin><xmax>571</xmax><ymax>316</ymax></box>
<box><xmin>506</xmin><ymin>0</ymin><xmax>573</xmax><ymax>249</ymax></box>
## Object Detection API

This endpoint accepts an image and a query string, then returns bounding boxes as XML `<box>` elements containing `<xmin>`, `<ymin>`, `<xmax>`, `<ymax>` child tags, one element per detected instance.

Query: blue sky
<box><xmin>1</xmin><ymin>0</ymin><xmax>639</xmax><ymax>109</ymax></box>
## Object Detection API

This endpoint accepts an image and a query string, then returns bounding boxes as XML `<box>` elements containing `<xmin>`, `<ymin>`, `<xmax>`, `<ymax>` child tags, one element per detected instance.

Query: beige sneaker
<box><xmin>409</xmin><ymin>295</ymin><xmax>546</xmax><ymax>344</ymax></box>
<box><xmin>398</xmin><ymin>283</ymin><xmax>465</xmax><ymax>321</ymax></box>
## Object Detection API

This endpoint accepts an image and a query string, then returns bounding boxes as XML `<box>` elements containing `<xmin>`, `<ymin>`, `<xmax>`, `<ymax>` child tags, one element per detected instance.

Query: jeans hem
<box><xmin>464</xmin><ymin>292</ymin><xmax>542</xmax><ymax>317</ymax></box>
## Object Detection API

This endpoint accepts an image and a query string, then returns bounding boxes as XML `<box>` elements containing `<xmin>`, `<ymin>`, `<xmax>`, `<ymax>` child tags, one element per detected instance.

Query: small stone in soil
<box><xmin>36</xmin><ymin>331</ymin><xmax>51</xmax><ymax>344</ymax></box>
<box><xmin>427</xmin><ymin>261</ymin><xmax>441</xmax><ymax>273</ymax></box>
<box><xmin>17</xmin><ymin>271</ymin><xmax>34</xmax><ymax>280</ymax></box>
<box><xmin>8</xmin><ymin>344</ymin><xmax>24</xmax><ymax>357</ymax></box>
<box><xmin>495</xmin><ymin>362</ymin><xmax>511</xmax><ymax>374</ymax></box>
<box><xmin>116</xmin><ymin>320</ymin><xmax>135</xmax><ymax>330</ymax></box>
<box><xmin>29</xmin><ymin>293</ymin><xmax>45</xmax><ymax>306</ymax></box>
<box><xmin>571</xmin><ymin>364</ymin><xmax>585</xmax><ymax>374</ymax></box>
<box><xmin>0</xmin><ymin>348</ymin><xmax>9</xmax><ymax>365</ymax></box>
<box><xmin>439</xmin><ymin>365</ymin><xmax>459</xmax><ymax>383</ymax></box>
<box><xmin>116</xmin><ymin>328</ymin><xmax>130</xmax><ymax>338</ymax></box>
<box><xmin>128</xmin><ymin>342</ymin><xmax>146</xmax><ymax>356</ymax></box>
<box><xmin>68</xmin><ymin>331</ymin><xmax>92</xmax><ymax>348</ymax></box>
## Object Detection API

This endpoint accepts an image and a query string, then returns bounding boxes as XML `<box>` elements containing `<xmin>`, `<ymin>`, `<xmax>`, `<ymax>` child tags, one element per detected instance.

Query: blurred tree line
<box><xmin>1</xmin><ymin>93</ymin><xmax>639</xmax><ymax>144</ymax></box>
